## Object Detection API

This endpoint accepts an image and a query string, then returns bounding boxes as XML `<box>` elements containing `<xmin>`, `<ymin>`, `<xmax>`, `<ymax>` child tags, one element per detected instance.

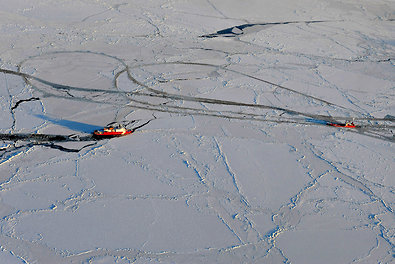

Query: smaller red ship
<box><xmin>327</xmin><ymin>121</ymin><xmax>356</xmax><ymax>128</ymax></box>
<box><xmin>93</xmin><ymin>123</ymin><xmax>133</xmax><ymax>138</ymax></box>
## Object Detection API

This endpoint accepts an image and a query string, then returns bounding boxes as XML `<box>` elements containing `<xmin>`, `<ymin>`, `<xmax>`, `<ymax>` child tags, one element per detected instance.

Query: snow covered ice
<box><xmin>0</xmin><ymin>0</ymin><xmax>394</xmax><ymax>263</ymax></box>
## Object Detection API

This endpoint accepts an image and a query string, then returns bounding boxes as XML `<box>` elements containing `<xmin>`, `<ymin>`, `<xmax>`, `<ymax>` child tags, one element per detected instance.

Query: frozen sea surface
<box><xmin>0</xmin><ymin>0</ymin><xmax>394</xmax><ymax>263</ymax></box>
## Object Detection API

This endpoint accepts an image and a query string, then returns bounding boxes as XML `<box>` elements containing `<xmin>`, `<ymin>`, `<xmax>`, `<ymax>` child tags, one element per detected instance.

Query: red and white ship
<box><xmin>93</xmin><ymin>123</ymin><xmax>133</xmax><ymax>138</ymax></box>
<box><xmin>327</xmin><ymin>121</ymin><xmax>357</xmax><ymax>128</ymax></box>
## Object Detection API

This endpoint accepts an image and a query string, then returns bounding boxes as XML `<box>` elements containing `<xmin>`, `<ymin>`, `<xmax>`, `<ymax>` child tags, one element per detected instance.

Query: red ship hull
<box><xmin>93</xmin><ymin>130</ymin><xmax>133</xmax><ymax>138</ymax></box>
<box><xmin>328</xmin><ymin>123</ymin><xmax>356</xmax><ymax>128</ymax></box>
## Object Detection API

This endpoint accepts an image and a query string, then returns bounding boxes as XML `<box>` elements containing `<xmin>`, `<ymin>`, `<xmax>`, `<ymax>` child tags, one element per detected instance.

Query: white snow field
<box><xmin>0</xmin><ymin>0</ymin><xmax>394</xmax><ymax>263</ymax></box>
